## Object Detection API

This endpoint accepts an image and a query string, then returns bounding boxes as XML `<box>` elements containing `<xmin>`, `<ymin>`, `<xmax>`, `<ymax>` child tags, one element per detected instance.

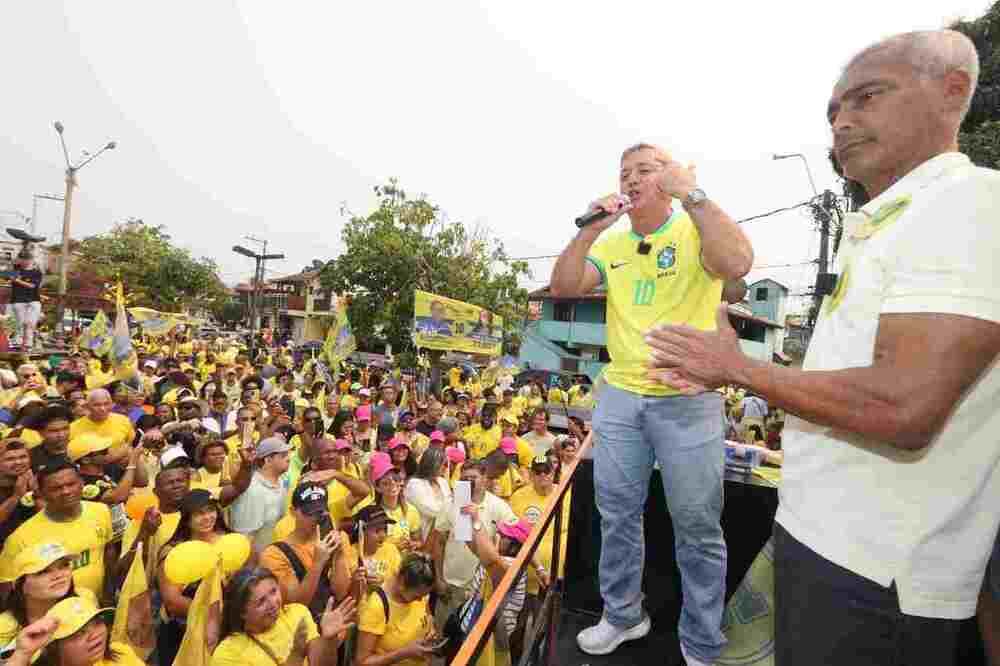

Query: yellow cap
<box><xmin>67</xmin><ymin>433</ymin><xmax>113</xmax><ymax>462</ymax></box>
<box><xmin>1</xmin><ymin>542</ymin><xmax>71</xmax><ymax>582</ymax></box>
<box><xmin>500</xmin><ymin>414</ymin><xmax>518</xmax><ymax>425</ymax></box>
<box><xmin>46</xmin><ymin>596</ymin><xmax>114</xmax><ymax>641</ymax></box>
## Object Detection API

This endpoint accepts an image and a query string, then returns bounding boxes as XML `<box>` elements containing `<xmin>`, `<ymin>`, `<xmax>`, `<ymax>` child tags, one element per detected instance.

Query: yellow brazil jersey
<box><xmin>357</xmin><ymin>587</ymin><xmax>432</xmax><ymax>666</ymax></box>
<box><xmin>344</xmin><ymin>540</ymin><xmax>403</xmax><ymax>581</ymax></box>
<box><xmin>70</xmin><ymin>415</ymin><xmax>136</xmax><ymax>451</ymax></box>
<box><xmin>586</xmin><ymin>210</ymin><xmax>721</xmax><ymax>396</ymax></box>
<box><xmin>0</xmin><ymin>502</ymin><xmax>113</xmax><ymax>597</ymax></box>
<box><xmin>383</xmin><ymin>503</ymin><xmax>422</xmax><ymax>548</ymax></box>
<box><xmin>510</xmin><ymin>485</ymin><xmax>571</xmax><ymax>594</ymax></box>
<box><xmin>463</xmin><ymin>424</ymin><xmax>502</xmax><ymax>461</ymax></box>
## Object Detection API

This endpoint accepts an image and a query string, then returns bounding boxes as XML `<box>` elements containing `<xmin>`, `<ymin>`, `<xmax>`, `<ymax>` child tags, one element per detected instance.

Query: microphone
<box><xmin>575</xmin><ymin>196</ymin><xmax>632</xmax><ymax>229</ymax></box>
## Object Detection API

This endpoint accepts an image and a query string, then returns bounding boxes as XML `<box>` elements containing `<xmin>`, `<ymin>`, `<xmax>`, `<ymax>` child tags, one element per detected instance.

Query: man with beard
<box><xmin>463</xmin><ymin>404</ymin><xmax>502</xmax><ymax>461</ymax></box>
<box><xmin>29</xmin><ymin>405</ymin><xmax>72</xmax><ymax>472</ymax></box>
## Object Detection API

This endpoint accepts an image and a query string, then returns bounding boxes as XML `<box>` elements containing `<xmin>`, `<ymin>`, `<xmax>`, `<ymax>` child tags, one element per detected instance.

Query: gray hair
<box><xmin>846</xmin><ymin>30</ymin><xmax>979</xmax><ymax>116</ymax></box>
<box><xmin>621</xmin><ymin>143</ymin><xmax>672</xmax><ymax>166</ymax></box>
<box><xmin>87</xmin><ymin>388</ymin><xmax>111</xmax><ymax>403</ymax></box>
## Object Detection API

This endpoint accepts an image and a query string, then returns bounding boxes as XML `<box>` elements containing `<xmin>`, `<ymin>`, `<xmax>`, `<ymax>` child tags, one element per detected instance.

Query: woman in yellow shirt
<box><xmin>210</xmin><ymin>567</ymin><xmax>355</xmax><ymax>666</ymax></box>
<box><xmin>368</xmin><ymin>452</ymin><xmax>421</xmax><ymax>551</ymax></box>
<box><xmin>355</xmin><ymin>552</ymin><xmax>438</xmax><ymax>666</ymax></box>
<box><xmin>0</xmin><ymin>542</ymin><xmax>93</xmax><ymax>662</ymax></box>
<box><xmin>4</xmin><ymin>595</ymin><xmax>145</xmax><ymax>666</ymax></box>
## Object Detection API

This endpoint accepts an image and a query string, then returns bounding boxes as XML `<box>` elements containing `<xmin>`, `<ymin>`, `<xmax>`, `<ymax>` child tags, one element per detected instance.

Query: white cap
<box><xmin>160</xmin><ymin>446</ymin><xmax>190</xmax><ymax>469</ymax></box>
<box><xmin>359</xmin><ymin>388</ymin><xmax>371</xmax><ymax>397</ymax></box>
<box><xmin>143</xmin><ymin>360</ymin><xmax>158</xmax><ymax>369</ymax></box>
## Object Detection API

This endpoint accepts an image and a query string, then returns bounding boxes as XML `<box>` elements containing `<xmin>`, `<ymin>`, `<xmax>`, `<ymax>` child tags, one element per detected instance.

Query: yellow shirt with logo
<box><xmin>358</xmin><ymin>588</ymin><xmax>433</xmax><ymax>666</ymax></box>
<box><xmin>510</xmin><ymin>485</ymin><xmax>571</xmax><ymax>594</ymax></box>
<box><xmin>586</xmin><ymin>211</ymin><xmax>721</xmax><ymax>396</ymax></box>
<box><xmin>210</xmin><ymin>603</ymin><xmax>318</xmax><ymax>666</ymax></box>
<box><xmin>383</xmin><ymin>503</ymin><xmax>422</xmax><ymax>548</ymax></box>
<box><xmin>343</xmin><ymin>540</ymin><xmax>402</xmax><ymax>581</ymax></box>
<box><xmin>0</xmin><ymin>502</ymin><xmax>113</xmax><ymax>597</ymax></box>
<box><xmin>463</xmin><ymin>424</ymin><xmax>502</xmax><ymax>461</ymax></box>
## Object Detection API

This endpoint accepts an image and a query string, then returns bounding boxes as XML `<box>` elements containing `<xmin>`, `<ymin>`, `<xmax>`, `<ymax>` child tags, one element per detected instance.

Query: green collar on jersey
<box><xmin>629</xmin><ymin>209</ymin><xmax>680</xmax><ymax>241</ymax></box>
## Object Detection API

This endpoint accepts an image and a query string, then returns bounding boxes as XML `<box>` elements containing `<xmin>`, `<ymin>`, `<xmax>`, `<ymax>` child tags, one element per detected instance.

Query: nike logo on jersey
<box><xmin>610</xmin><ymin>261</ymin><xmax>630</xmax><ymax>270</ymax></box>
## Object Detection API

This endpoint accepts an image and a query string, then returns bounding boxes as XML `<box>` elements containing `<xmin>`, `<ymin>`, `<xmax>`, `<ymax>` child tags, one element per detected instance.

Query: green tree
<box><xmin>75</xmin><ymin>219</ymin><xmax>227</xmax><ymax>311</ymax></box>
<box><xmin>211</xmin><ymin>300</ymin><xmax>247</xmax><ymax>327</ymax></box>
<box><xmin>954</xmin><ymin>2</ymin><xmax>1000</xmax><ymax>168</ymax></box>
<box><xmin>320</xmin><ymin>181</ymin><xmax>531</xmax><ymax>355</ymax></box>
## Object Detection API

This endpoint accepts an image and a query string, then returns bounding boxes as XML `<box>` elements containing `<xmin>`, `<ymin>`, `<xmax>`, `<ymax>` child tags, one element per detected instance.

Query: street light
<box><xmin>53</xmin><ymin>121</ymin><xmax>117</xmax><ymax>331</ymax></box>
<box><xmin>772</xmin><ymin>152</ymin><xmax>820</xmax><ymax>198</ymax></box>
<box><xmin>232</xmin><ymin>244</ymin><xmax>284</xmax><ymax>358</ymax></box>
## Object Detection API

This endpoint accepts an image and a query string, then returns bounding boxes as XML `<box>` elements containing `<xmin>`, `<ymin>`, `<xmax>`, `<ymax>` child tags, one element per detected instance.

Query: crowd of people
<box><xmin>0</xmin><ymin>338</ymin><xmax>583</xmax><ymax>666</ymax></box>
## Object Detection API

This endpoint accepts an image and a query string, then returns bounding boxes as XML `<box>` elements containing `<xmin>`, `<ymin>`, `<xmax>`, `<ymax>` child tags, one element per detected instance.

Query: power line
<box><xmin>753</xmin><ymin>260</ymin><xmax>816</xmax><ymax>270</ymax></box>
<box><xmin>737</xmin><ymin>200</ymin><xmax>814</xmax><ymax>224</ymax></box>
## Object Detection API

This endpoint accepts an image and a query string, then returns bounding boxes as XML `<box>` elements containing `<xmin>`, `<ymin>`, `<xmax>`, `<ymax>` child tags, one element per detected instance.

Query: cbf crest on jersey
<box><xmin>657</xmin><ymin>245</ymin><xmax>676</xmax><ymax>270</ymax></box>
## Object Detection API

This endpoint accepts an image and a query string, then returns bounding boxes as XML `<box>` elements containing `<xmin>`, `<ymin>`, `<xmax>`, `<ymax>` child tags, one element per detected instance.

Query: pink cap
<box><xmin>333</xmin><ymin>438</ymin><xmax>352</xmax><ymax>451</ymax></box>
<box><xmin>497</xmin><ymin>518</ymin><xmax>533</xmax><ymax>544</ymax></box>
<box><xmin>500</xmin><ymin>437</ymin><xmax>518</xmax><ymax>455</ymax></box>
<box><xmin>430</xmin><ymin>430</ymin><xmax>445</xmax><ymax>443</ymax></box>
<box><xmin>387</xmin><ymin>437</ymin><xmax>409</xmax><ymax>451</ymax></box>
<box><xmin>446</xmin><ymin>446</ymin><xmax>466</xmax><ymax>464</ymax></box>
<box><xmin>356</xmin><ymin>405</ymin><xmax>372</xmax><ymax>422</ymax></box>
<box><xmin>369</xmin><ymin>451</ymin><xmax>394</xmax><ymax>483</ymax></box>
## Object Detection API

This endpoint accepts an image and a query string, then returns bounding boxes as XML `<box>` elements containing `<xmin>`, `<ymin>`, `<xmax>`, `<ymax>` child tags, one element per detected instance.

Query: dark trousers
<box><xmin>774</xmin><ymin>523</ymin><xmax>963</xmax><ymax>666</ymax></box>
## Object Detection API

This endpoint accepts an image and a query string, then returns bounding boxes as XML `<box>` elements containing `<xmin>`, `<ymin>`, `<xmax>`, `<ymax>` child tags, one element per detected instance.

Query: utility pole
<box><xmin>808</xmin><ymin>190</ymin><xmax>843</xmax><ymax>328</ymax></box>
<box><xmin>52</xmin><ymin>122</ymin><xmax>116</xmax><ymax>332</ymax></box>
<box><xmin>233</xmin><ymin>240</ymin><xmax>283</xmax><ymax>360</ymax></box>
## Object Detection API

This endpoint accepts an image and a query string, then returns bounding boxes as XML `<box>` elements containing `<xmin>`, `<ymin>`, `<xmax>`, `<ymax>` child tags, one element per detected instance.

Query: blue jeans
<box><xmin>593</xmin><ymin>384</ymin><xmax>727</xmax><ymax>662</ymax></box>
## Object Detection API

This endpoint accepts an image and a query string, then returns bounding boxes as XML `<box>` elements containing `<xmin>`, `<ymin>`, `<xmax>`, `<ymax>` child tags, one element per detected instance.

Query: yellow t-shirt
<box><xmin>340</xmin><ymin>395</ymin><xmax>358</xmax><ymax>410</ymax></box>
<box><xmin>0</xmin><ymin>503</ymin><xmax>113</xmax><ymax>597</ymax></box>
<box><xmin>586</xmin><ymin>210</ymin><xmax>721</xmax><ymax>396</ymax></box>
<box><xmin>463</xmin><ymin>424</ymin><xmax>502</xmax><ymax>461</ymax></box>
<box><xmin>383</xmin><ymin>503</ymin><xmax>421</xmax><ymax>548</ymax></box>
<box><xmin>343</xmin><ymin>540</ymin><xmax>402</xmax><ymax>581</ymax></box>
<box><xmin>121</xmin><ymin>511</ymin><xmax>182</xmax><ymax>569</ymax></box>
<box><xmin>546</xmin><ymin>388</ymin><xmax>565</xmax><ymax>405</ymax></box>
<box><xmin>69</xmin><ymin>414</ymin><xmax>135</xmax><ymax>451</ymax></box>
<box><xmin>210</xmin><ymin>603</ymin><xmax>318</xmax><ymax>666</ymax></box>
<box><xmin>510</xmin><ymin>485</ymin><xmax>571</xmax><ymax>594</ymax></box>
<box><xmin>101</xmin><ymin>643</ymin><xmax>146</xmax><ymax>666</ymax></box>
<box><xmin>448</xmin><ymin>368</ymin><xmax>463</xmax><ymax>390</ymax></box>
<box><xmin>358</xmin><ymin>588</ymin><xmax>433</xmax><ymax>666</ymax></box>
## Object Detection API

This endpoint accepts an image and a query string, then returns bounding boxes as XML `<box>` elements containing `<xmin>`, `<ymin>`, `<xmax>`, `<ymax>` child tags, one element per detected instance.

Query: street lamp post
<box><xmin>772</xmin><ymin>152</ymin><xmax>820</xmax><ymax>198</ymax></box>
<box><xmin>233</xmin><ymin>244</ymin><xmax>284</xmax><ymax>359</ymax></box>
<box><xmin>53</xmin><ymin>121</ymin><xmax>116</xmax><ymax>332</ymax></box>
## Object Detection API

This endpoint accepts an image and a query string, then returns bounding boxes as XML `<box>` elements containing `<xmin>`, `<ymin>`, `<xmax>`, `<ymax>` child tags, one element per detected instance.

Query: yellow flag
<box><xmin>111</xmin><ymin>543</ymin><xmax>155</xmax><ymax>661</ymax></box>
<box><xmin>174</xmin><ymin>556</ymin><xmax>224</xmax><ymax>666</ymax></box>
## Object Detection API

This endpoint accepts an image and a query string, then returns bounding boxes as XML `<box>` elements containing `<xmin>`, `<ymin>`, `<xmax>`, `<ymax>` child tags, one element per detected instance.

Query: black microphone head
<box><xmin>637</xmin><ymin>241</ymin><xmax>652</xmax><ymax>255</ymax></box>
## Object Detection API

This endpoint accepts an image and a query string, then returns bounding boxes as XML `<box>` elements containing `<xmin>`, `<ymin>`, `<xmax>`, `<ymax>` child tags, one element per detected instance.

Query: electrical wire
<box><xmin>737</xmin><ymin>200</ymin><xmax>814</xmax><ymax>224</ymax></box>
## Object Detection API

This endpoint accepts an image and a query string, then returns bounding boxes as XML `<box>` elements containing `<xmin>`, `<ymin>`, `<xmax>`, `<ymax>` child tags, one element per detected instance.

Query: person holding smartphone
<box><xmin>260</xmin><ymin>483</ymin><xmax>353</xmax><ymax>623</ymax></box>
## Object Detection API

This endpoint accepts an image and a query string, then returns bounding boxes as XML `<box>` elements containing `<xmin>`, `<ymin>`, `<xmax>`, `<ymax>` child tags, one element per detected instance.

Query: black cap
<box><xmin>291</xmin><ymin>483</ymin><xmax>329</xmax><ymax>516</ymax></box>
<box><xmin>354</xmin><ymin>505</ymin><xmax>396</xmax><ymax>527</ymax></box>
<box><xmin>177</xmin><ymin>489</ymin><xmax>215</xmax><ymax>514</ymax></box>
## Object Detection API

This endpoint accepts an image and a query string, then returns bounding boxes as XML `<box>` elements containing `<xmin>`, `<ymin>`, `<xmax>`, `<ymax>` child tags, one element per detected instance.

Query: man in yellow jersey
<box><xmin>550</xmin><ymin>143</ymin><xmax>752</xmax><ymax>663</ymax></box>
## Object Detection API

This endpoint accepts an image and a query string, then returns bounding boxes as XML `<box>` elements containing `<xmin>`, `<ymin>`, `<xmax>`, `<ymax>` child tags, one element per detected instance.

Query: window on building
<box><xmin>755</xmin><ymin>287</ymin><xmax>768</xmax><ymax>301</ymax></box>
<box><xmin>553</xmin><ymin>302</ymin><xmax>573</xmax><ymax>322</ymax></box>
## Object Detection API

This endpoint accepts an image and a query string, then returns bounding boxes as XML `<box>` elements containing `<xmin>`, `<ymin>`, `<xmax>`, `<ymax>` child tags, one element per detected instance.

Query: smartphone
<box><xmin>425</xmin><ymin>638</ymin><xmax>449</xmax><ymax>651</ymax></box>
<box><xmin>318</xmin><ymin>513</ymin><xmax>334</xmax><ymax>539</ymax></box>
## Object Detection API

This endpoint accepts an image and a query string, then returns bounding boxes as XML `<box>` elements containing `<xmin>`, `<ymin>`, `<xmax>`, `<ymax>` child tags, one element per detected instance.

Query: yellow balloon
<box><xmin>125</xmin><ymin>493</ymin><xmax>159</xmax><ymax>521</ymax></box>
<box><xmin>164</xmin><ymin>541</ymin><xmax>216</xmax><ymax>586</ymax></box>
<box><xmin>214</xmin><ymin>533</ymin><xmax>251</xmax><ymax>575</ymax></box>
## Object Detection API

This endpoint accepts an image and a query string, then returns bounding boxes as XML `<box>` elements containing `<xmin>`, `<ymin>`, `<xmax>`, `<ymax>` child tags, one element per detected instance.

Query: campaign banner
<box><xmin>321</xmin><ymin>296</ymin><xmax>356</xmax><ymax>366</ymax></box>
<box><xmin>412</xmin><ymin>290</ymin><xmax>503</xmax><ymax>357</ymax></box>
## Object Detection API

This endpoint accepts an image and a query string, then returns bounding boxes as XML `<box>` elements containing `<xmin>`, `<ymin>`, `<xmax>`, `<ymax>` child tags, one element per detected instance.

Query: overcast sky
<box><xmin>2</xmin><ymin>1</ymin><xmax>989</xmax><ymax>313</ymax></box>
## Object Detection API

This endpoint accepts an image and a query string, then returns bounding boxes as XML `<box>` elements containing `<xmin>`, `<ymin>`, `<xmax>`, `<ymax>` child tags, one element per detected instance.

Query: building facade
<box><xmin>520</xmin><ymin>285</ymin><xmax>786</xmax><ymax>379</ymax></box>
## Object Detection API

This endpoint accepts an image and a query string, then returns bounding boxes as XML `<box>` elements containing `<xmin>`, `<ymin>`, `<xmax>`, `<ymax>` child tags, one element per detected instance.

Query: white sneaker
<box><xmin>577</xmin><ymin>614</ymin><xmax>652</xmax><ymax>655</ymax></box>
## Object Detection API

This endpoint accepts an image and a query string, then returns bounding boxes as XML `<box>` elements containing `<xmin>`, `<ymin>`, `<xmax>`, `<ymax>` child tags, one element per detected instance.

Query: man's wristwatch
<box><xmin>683</xmin><ymin>188</ymin><xmax>708</xmax><ymax>209</ymax></box>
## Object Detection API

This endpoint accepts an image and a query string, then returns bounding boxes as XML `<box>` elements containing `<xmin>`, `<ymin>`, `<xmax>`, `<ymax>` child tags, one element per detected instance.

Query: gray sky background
<box><xmin>2</xmin><ymin>1</ymin><xmax>988</xmax><ymax>314</ymax></box>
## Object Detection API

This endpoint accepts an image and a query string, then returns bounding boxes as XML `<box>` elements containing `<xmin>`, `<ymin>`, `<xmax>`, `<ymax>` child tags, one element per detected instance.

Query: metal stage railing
<box><xmin>450</xmin><ymin>432</ymin><xmax>593</xmax><ymax>666</ymax></box>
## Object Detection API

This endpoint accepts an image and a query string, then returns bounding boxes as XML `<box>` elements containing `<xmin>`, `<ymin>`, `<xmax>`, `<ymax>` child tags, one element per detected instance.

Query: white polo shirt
<box><xmin>775</xmin><ymin>152</ymin><xmax>1000</xmax><ymax>620</ymax></box>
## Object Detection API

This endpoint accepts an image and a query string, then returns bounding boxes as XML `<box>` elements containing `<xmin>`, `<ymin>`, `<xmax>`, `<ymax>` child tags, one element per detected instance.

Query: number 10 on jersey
<box><xmin>633</xmin><ymin>279</ymin><xmax>656</xmax><ymax>306</ymax></box>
